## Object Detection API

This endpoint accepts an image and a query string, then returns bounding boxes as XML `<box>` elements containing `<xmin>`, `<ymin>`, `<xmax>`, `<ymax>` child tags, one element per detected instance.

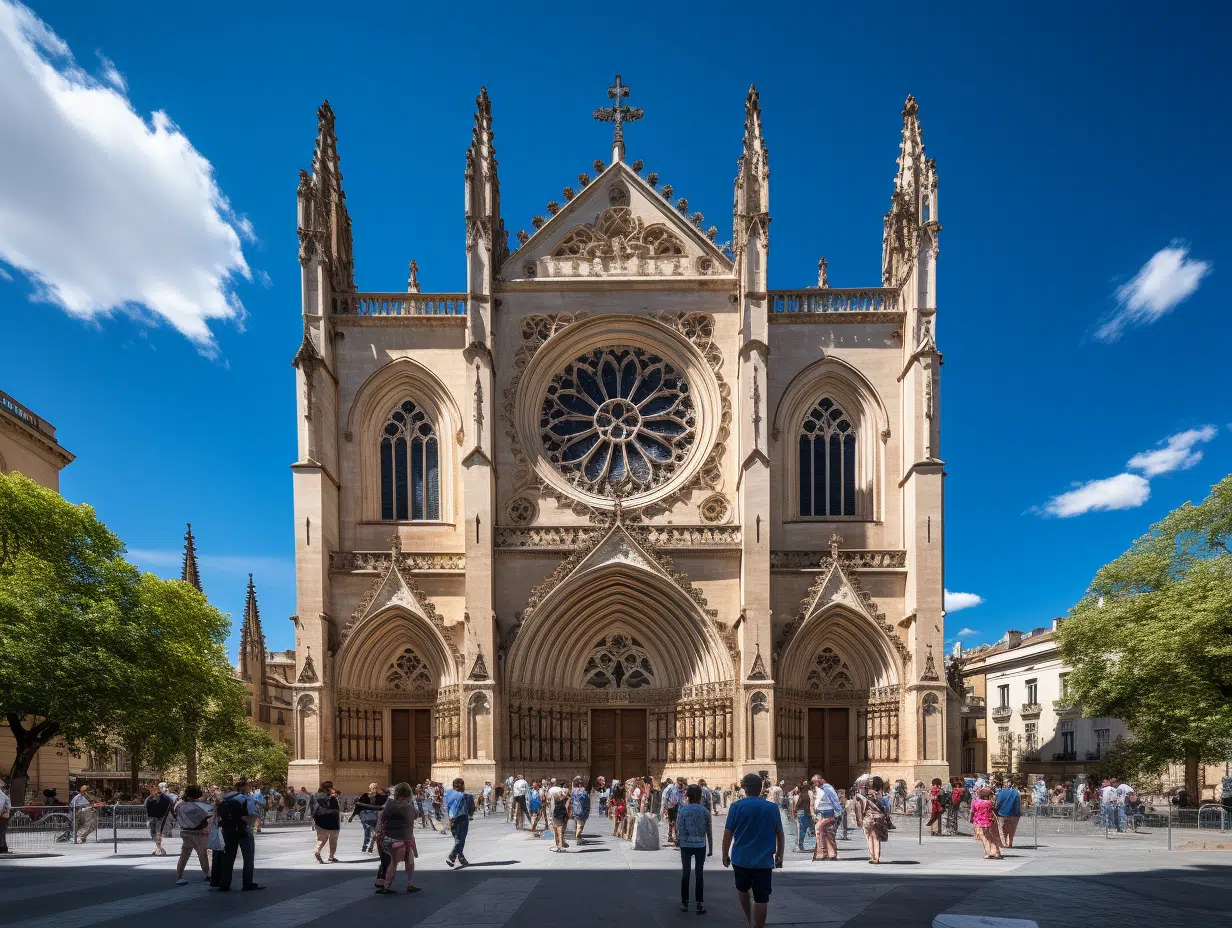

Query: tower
<box><xmin>180</xmin><ymin>522</ymin><xmax>202</xmax><ymax>592</ymax></box>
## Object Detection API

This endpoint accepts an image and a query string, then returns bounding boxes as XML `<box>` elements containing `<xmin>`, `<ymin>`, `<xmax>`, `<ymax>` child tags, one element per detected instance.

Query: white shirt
<box><xmin>1099</xmin><ymin>786</ymin><xmax>1119</xmax><ymax>804</ymax></box>
<box><xmin>512</xmin><ymin>778</ymin><xmax>529</xmax><ymax>798</ymax></box>
<box><xmin>1116</xmin><ymin>783</ymin><xmax>1133</xmax><ymax>799</ymax></box>
<box><xmin>71</xmin><ymin>792</ymin><xmax>92</xmax><ymax>809</ymax></box>
<box><xmin>482</xmin><ymin>785</ymin><xmax>492</xmax><ymax>797</ymax></box>
<box><xmin>0</xmin><ymin>788</ymin><xmax>10</xmax><ymax>816</ymax></box>
<box><xmin>768</xmin><ymin>785</ymin><xmax>782</xmax><ymax>802</ymax></box>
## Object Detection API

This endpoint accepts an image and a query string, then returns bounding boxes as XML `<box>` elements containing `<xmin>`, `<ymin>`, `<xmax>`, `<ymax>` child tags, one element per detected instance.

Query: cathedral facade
<box><xmin>288</xmin><ymin>80</ymin><xmax>948</xmax><ymax>793</ymax></box>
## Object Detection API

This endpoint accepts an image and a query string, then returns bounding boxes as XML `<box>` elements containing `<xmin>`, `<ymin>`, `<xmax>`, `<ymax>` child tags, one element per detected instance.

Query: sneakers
<box><xmin>445</xmin><ymin>857</ymin><xmax>456</xmax><ymax>868</ymax></box>
<box><xmin>457</xmin><ymin>857</ymin><xmax>470</xmax><ymax>868</ymax></box>
<box><xmin>175</xmin><ymin>879</ymin><xmax>188</xmax><ymax>886</ymax></box>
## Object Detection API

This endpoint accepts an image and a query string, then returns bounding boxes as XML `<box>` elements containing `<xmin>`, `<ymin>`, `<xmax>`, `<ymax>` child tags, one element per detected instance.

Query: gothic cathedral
<box><xmin>289</xmin><ymin>80</ymin><xmax>948</xmax><ymax>792</ymax></box>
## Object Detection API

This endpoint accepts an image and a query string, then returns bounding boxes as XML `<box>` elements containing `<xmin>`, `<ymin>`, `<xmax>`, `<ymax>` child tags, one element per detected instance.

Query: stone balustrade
<box><xmin>331</xmin><ymin>292</ymin><xmax>467</xmax><ymax>316</ymax></box>
<box><xmin>768</xmin><ymin>287</ymin><xmax>900</xmax><ymax>315</ymax></box>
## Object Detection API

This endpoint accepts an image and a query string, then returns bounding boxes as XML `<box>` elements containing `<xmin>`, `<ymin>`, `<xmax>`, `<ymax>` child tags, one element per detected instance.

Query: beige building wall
<box><xmin>287</xmin><ymin>89</ymin><xmax>952</xmax><ymax>793</ymax></box>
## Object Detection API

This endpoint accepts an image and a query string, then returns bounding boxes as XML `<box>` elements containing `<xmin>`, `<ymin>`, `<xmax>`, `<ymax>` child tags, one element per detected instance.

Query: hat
<box><xmin>157</xmin><ymin>782</ymin><xmax>168</xmax><ymax>790</ymax></box>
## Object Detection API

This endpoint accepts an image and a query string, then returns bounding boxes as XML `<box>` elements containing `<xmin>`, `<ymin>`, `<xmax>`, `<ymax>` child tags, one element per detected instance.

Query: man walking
<box><xmin>145</xmin><ymin>782</ymin><xmax>175</xmax><ymax>856</ymax></box>
<box><xmin>994</xmin><ymin>780</ymin><xmax>1022</xmax><ymax>847</ymax></box>
<box><xmin>1098</xmin><ymin>779</ymin><xmax>1119</xmax><ymax>831</ymax></box>
<box><xmin>70</xmin><ymin>785</ymin><xmax>98</xmax><ymax>843</ymax></box>
<box><xmin>663</xmin><ymin>777</ymin><xmax>681</xmax><ymax>846</ymax></box>
<box><xmin>722</xmin><ymin>773</ymin><xmax>784</xmax><ymax>928</ymax></box>
<box><xmin>512</xmin><ymin>774</ymin><xmax>529</xmax><ymax>830</ymax></box>
<box><xmin>0</xmin><ymin>779</ymin><xmax>11</xmax><ymax>855</ymax></box>
<box><xmin>444</xmin><ymin>778</ymin><xmax>475</xmax><ymax>868</ymax></box>
<box><xmin>1113</xmin><ymin>778</ymin><xmax>1133</xmax><ymax>832</ymax></box>
<box><xmin>215</xmin><ymin>778</ymin><xmax>263</xmax><ymax>892</ymax></box>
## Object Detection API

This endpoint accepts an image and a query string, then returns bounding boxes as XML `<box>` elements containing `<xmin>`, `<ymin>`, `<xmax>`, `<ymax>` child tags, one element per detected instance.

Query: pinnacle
<box><xmin>903</xmin><ymin>94</ymin><xmax>919</xmax><ymax>117</ymax></box>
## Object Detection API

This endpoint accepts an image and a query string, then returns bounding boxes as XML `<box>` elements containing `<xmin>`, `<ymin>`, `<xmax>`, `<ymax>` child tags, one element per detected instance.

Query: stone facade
<box><xmin>289</xmin><ymin>83</ymin><xmax>950</xmax><ymax>792</ymax></box>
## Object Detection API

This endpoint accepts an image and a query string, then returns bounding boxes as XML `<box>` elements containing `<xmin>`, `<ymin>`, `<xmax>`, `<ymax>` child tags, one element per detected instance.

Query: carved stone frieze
<box><xmin>776</xmin><ymin>684</ymin><xmax>900</xmax><ymax>706</ymax></box>
<box><xmin>770</xmin><ymin>550</ymin><xmax>906</xmax><ymax>570</ymax></box>
<box><xmin>330</xmin><ymin>551</ymin><xmax>466</xmax><ymax>572</ymax></box>
<box><xmin>507</xmin><ymin>679</ymin><xmax>735</xmax><ymax>706</ymax></box>
<box><xmin>494</xmin><ymin>524</ymin><xmax>741</xmax><ymax>551</ymax></box>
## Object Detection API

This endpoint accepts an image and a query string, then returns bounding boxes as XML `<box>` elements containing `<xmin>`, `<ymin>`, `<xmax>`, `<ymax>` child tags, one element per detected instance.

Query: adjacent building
<box><xmin>956</xmin><ymin>622</ymin><xmax>1129</xmax><ymax>780</ymax></box>
<box><xmin>288</xmin><ymin>81</ymin><xmax>951</xmax><ymax>793</ymax></box>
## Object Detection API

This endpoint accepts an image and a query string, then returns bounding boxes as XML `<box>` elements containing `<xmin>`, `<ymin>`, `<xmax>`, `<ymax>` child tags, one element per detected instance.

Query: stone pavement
<box><xmin>0</xmin><ymin>811</ymin><xmax>1229</xmax><ymax>927</ymax></box>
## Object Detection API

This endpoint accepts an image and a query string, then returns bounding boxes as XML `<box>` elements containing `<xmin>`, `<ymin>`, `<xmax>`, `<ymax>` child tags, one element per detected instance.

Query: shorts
<box><xmin>666</xmin><ymin>807</ymin><xmax>678</xmax><ymax>823</ymax></box>
<box><xmin>149</xmin><ymin>816</ymin><xmax>170</xmax><ymax>837</ymax></box>
<box><xmin>732</xmin><ymin>866</ymin><xmax>773</xmax><ymax>903</ymax></box>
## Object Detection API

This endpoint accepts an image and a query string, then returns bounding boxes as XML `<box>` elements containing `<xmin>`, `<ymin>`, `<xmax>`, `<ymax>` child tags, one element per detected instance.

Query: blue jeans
<box><xmin>1116</xmin><ymin>804</ymin><xmax>1127</xmax><ymax>830</ymax></box>
<box><xmin>448</xmin><ymin>815</ymin><xmax>469</xmax><ymax>862</ymax></box>
<box><xmin>795</xmin><ymin>811</ymin><xmax>812</xmax><ymax>850</ymax></box>
<box><xmin>219</xmin><ymin>830</ymin><xmax>255</xmax><ymax>889</ymax></box>
<box><xmin>1100</xmin><ymin>802</ymin><xmax>1116</xmax><ymax>829</ymax></box>
<box><xmin>680</xmin><ymin>846</ymin><xmax>705</xmax><ymax>903</ymax></box>
<box><xmin>360</xmin><ymin>816</ymin><xmax>375</xmax><ymax>849</ymax></box>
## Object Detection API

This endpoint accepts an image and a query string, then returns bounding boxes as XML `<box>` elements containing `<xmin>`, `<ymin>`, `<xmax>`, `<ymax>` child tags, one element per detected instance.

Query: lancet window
<box><xmin>385</xmin><ymin>647</ymin><xmax>434</xmax><ymax>692</ymax></box>
<box><xmin>582</xmin><ymin>634</ymin><xmax>655</xmax><ymax>689</ymax></box>
<box><xmin>798</xmin><ymin>396</ymin><xmax>857</xmax><ymax>517</ymax></box>
<box><xmin>379</xmin><ymin>400</ymin><xmax>440</xmax><ymax>521</ymax></box>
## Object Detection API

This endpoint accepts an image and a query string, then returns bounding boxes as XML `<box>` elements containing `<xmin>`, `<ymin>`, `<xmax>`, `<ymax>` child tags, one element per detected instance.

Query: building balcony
<box><xmin>1020</xmin><ymin>702</ymin><xmax>1043</xmax><ymax>719</ymax></box>
<box><xmin>961</xmin><ymin>696</ymin><xmax>986</xmax><ymax>716</ymax></box>
<box><xmin>990</xmin><ymin>754</ymin><xmax>1008</xmax><ymax>768</ymax></box>
<box><xmin>990</xmin><ymin>705</ymin><xmax>1013</xmax><ymax>723</ymax></box>
<box><xmin>1023</xmin><ymin>749</ymin><xmax>1041</xmax><ymax>762</ymax></box>
<box><xmin>1053</xmin><ymin>698</ymin><xmax>1080</xmax><ymax>717</ymax></box>
<box><xmin>1085</xmin><ymin>751</ymin><xmax>1102</xmax><ymax>761</ymax></box>
<box><xmin>1052</xmin><ymin>751</ymin><xmax>1077</xmax><ymax>762</ymax></box>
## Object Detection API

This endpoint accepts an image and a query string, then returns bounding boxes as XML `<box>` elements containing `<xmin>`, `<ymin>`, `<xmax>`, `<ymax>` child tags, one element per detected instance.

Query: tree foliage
<box><xmin>200</xmin><ymin>722</ymin><xmax>289</xmax><ymax>787</ymax></box>
<box><xmin>1057</xmin><ymin>474</ymin><xmax>1232</xmax><ymax>796</ymax></box>
<box><xmin>0</xmin><ymin>474</ymin><xmax>141</xmax><ymax>787</ymax></box>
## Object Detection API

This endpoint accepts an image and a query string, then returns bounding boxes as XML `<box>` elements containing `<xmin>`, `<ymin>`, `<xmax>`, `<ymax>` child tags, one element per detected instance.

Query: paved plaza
<box><xmin>1</xmin><ymin>812</ymin><xmax>1229</xmax><ymax>928</ymax></box>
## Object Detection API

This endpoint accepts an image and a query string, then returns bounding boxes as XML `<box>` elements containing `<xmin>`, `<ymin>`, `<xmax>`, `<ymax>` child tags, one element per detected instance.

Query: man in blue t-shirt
<box><xmin>722</xmin><ymin>773</ymin><xmax>784</xmax><ymax>928</ymax></box>
<box><xmin>993</xmin><ymin>783</ymin><xmax>1022</xmax><ymax>848</ymax></box>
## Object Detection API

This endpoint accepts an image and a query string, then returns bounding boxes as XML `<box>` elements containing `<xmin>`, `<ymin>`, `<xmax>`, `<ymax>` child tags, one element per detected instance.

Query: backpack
<box><xmin>146</xmin><ymin>793</ymin><xmax>171</xmax><ymax>819</ymax></box>
<box><xmin>218</xmin><ymin>796</ymin><xmax>247</xmax><ymax>833</ymax></box>
<box><xmin>528</xmin><ymin>792</ymin><xmax>542</xmax><ymax>813</ymax></box>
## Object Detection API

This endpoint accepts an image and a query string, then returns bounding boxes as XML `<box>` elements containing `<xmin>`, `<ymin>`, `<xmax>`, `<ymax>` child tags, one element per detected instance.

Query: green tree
<box><xmin>199</xmin><ymin>722</ymin><xmax>289</xmax><ymax>787</ymax></box>
<box><xmin>1057</xmin><ymin>474</ymin><xmax>1232</xmax><ymax>799</ymax></box>
<box><xmin>103</xmin><ymin>574</ymin><xmax>245</xmax><ymax>793</ymax></box>
<box><xmin>0</xmin><ymin>473</ymin><xmax>141</xmax><ymax>798</ymax></box>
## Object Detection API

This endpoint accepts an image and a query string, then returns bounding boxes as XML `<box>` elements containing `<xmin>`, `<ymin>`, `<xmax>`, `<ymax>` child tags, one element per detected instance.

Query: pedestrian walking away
<box><xmin>926</xmin><ymin>778</ymin><xmax>945</xmax><ymax>836</ymax></box>
<box><xmin>350</xmin><ymin>783</ymin><xmax>387</xmax><ymax>854</ymax></box>
<box><xmin>312</xmin><ymin>782</ymin><xmax>342</xmax><ymax>863</ymax></box>
<box><xmin>172</xmin><ymin>785</ymin><xmax>213</xmax><ymax>885</ymax></box>
<box><xmin>722</xmin><ymin>772</ymin><xmax>784</xmax><ymax>928</ymax></box>
<box><xmin>854</xmin><ymin>778</ymin><xmax>890</xmax><ymax>865</ymax></box>
<box><xmin>970</xmin><ymin>787</ymin><xmax>1003</xmax><ymax>859</ymax></box>
<box><xmin>791</xmin><ymin>779</ymin><xmax>812</xmax><ymax>853</ymax></box>
<box><xmin>677</xmin><ymin>784</ymin><xmax>709</xmax><ymax>914</ymax></box>
<box><xmin>0</xmin><ymin>779</ymin><xmax>11</xmax><ymax>855</ymax></box>
<box><xmin>571</xmin><ymin>777</ymin><xmax>590</xmax><ymax>840</ymax></box>
<box><xmin>443</xmin><ymin>778</ymin><xmax>475</xmax><ymax>868</ymax></box>
<box><xmin>214</xmin><ymin>778</ymin><xmax>263</xmax><ymax>891</ymax></box>
<box><xmin>548</xmin><ymin>779</ymin><xmax>571</xmax><ymax>852</ymax></box>
<box><xmin>145</xmin><ymin>782</ymin><xmax>176</xmax><ymax>856</ymax></box>
<box><xmin>376</xmin><ymin>782</ymin><xmax>421</xmax><ymax>895</ymax></box>
<box><xmin>993</xmin><ymin>781</ymin><xmax>1021</xmax><ymax>848</ymax></box>
<box><xmin>811</xmin><ymin>776</ymin><xmax>842</xmax><ymax>861</ymax></box>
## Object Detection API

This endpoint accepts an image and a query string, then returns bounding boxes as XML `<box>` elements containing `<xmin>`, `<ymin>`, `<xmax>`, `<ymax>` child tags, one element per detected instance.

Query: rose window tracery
<box><xmin>541</xmin><ymin>346</ymin><xmax>695</xmax><ymax>496</ymax></box>
<box><xmin>806</xmin><ymin>647</ymin><xmax>853</xmax><ymax>691</ymax></box>
<box><xmin>582</xmin><ymin>634</ymin><xmax>655</xmax><ymax>689</ymax></box>
<box><xmin>385</xmin><ymin>647</ymin><xmax>434</xmax><ymax>692</ymax></box>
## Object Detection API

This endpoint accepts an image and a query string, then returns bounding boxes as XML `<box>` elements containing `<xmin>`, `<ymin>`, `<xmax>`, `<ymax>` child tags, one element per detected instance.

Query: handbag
<box><xmin>207</xmin><ymin>821</ymin><xmax>225</xmax><ymax>851</ymax></box>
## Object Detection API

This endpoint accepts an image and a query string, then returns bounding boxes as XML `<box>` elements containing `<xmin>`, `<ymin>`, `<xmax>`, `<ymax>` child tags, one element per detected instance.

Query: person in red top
<box><xmin>926</xmin><ymin>778</ymin><xmax>944</xmax><ymax>836</ymax></box>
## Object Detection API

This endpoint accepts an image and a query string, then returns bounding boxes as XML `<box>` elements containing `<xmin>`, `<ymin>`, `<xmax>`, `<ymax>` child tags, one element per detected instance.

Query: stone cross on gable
<box><xmin>593</xmin><ymin>74</ymin><xmax>644</xmax><ymax>164</ymax></box>
<box><xmin>828</xmin><ymin>533</ymin><xmax>843</xmax><ymax>559</ymax></box>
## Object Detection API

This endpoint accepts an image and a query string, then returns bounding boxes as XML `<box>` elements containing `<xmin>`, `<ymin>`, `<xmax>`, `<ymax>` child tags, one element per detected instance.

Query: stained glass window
<box><xmin>379</xmin><ymin>401</ymin><xmax>440</xmax><ymax>521</ymax></box>
<box><xmin>799</xmin><ymin>397</ymin><xmax>857</xmax><ymax>517</ymax></box>
<box><xmin>542</xmin><ymin>346</ymin><xmax>695</xmax><ymax>496</ymax></box>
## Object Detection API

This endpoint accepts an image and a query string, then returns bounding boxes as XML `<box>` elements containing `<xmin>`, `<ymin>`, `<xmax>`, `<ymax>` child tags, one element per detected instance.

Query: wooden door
<box><xmin>591</xmin><ymin>708</ymin><xmax>647</xmax><ymax>783</ymax></box>
<box><xmin>807</xmin><ymin>708</ymin><xmax>851</xmax><ymax>789</ymax></box>
<box><xmin>391</xmin><ymin>709</ymin><xmax>411</xmax><ymax>785</ymax></box>
<box><xmin>390</xmin><ymin>708</ymin><xmax>433</xmax><ymax>786</ymax></box>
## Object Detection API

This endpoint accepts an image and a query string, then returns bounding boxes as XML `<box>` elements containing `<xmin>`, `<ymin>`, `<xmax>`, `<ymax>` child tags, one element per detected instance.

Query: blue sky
<box><xmin>1</xmin><ymin>1</ymin><xmax>1228</xmax><ymax>659</ymax></box>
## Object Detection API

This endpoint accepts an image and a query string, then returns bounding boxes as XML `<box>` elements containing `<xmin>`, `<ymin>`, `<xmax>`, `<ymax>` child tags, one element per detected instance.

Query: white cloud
<box><xmin>1042</xmin><ymin>472</ymin><xmax>1151</xmax><ymax>517</ymax></box>
<box><xmin>944</xmin><ymin>591</ymin><xmax>984</xmax><ymax>612</ymax></box>
<box><xmin>956</xmin><ymin>627</ymin><xmax>979</xmax><ymax>638</ymax></box>
<box><xmin>96</xmin><ymin>52</ymin><xmax>124</xmax><ymax>91</ymax></box>
<box><xmin>1127</xmin><ymin>426</ymin><xmax>1218</xmax><ymax>477</ymax></box>
<box><xmin>1097</xmin><ymin>242</ymin><xmax>1212</xmax><ymax>342</ymax></box>
<box><xmin>0</xmin><ymin>1</ymin><xmax>250</xmax><ymax>350</ymax></box>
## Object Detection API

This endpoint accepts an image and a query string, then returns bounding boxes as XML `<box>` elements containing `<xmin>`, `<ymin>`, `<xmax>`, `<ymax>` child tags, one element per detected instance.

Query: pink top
<box><xmin>971</xmin><ymin>798</ymin><xmax>996</xmax><ymax>828</ymax></box>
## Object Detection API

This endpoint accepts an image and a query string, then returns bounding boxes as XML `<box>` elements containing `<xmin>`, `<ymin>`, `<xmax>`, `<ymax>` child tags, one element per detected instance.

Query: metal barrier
<box><xmin>6</xmin><ymin>806</ymin><xmax>75</xmax><ymax>851</ymax></box>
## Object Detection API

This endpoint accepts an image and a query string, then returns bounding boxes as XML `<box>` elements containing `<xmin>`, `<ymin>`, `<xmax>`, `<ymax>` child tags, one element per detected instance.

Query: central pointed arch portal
<box><xmin>503</xmin><ymin>525</ymin><xmax>738</xmax><ymax>783</ymax></box>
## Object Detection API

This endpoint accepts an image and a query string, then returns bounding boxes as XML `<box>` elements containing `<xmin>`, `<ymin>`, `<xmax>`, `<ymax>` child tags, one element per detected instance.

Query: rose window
<box><xmin>541</xmin><ymin>346</ymin><xmax>695</xmax><ymax>495</ymax></box>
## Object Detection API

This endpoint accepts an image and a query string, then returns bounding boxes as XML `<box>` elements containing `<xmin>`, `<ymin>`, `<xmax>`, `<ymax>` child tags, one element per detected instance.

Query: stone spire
<box><xmin>297</xmin><ymin>99</ymin><xmax>355</xmax><ymax>292</ymax></box>
<box><xmin>464</xmin><ymin>87</ymin><xmax>509</xmax><ymax>266</ymax></box>
<box><xmin>882</xmin><ymin>94</ymin><xmax>939</xmax><ymax>288</ymax></box>
<box><xmin>238</xmin><ymin>573</ymin><xmax>265</xmax><ymax>683</ymax></box>
<box><xmin>733</xmin><ymin>85</ymin><xmax>770</xmax><ymax>256</ymax></box>
<box><xmin>180</xmin><ymin>523</ymin><xmax>202</xmax><ymax>592</ymax></box>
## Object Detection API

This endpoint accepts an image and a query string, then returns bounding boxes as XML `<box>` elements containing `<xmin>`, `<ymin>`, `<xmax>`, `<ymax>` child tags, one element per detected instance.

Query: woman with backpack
<box><xmin>854</xmin><ymin>778</ymin><xmax>890</xmax><ymax>864</ymax></box>
<box><xmin>571</xmin><ymin>777</ymin><xmax>590</xmax><ymax>840</ymax></box>
<box><xmin>312</xmin><ymin>782</ymin><xmax>341</xmax><ymax>863</ymax></box>
<box><xmin>527</xmin><ymin>780</ymin><xmax>545</xmax><ymax>837</ymax></box>
<box><xmin>172</xmin><ymin>786</ymin><xmax>213</xmax><ymax>885</ymax></box>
